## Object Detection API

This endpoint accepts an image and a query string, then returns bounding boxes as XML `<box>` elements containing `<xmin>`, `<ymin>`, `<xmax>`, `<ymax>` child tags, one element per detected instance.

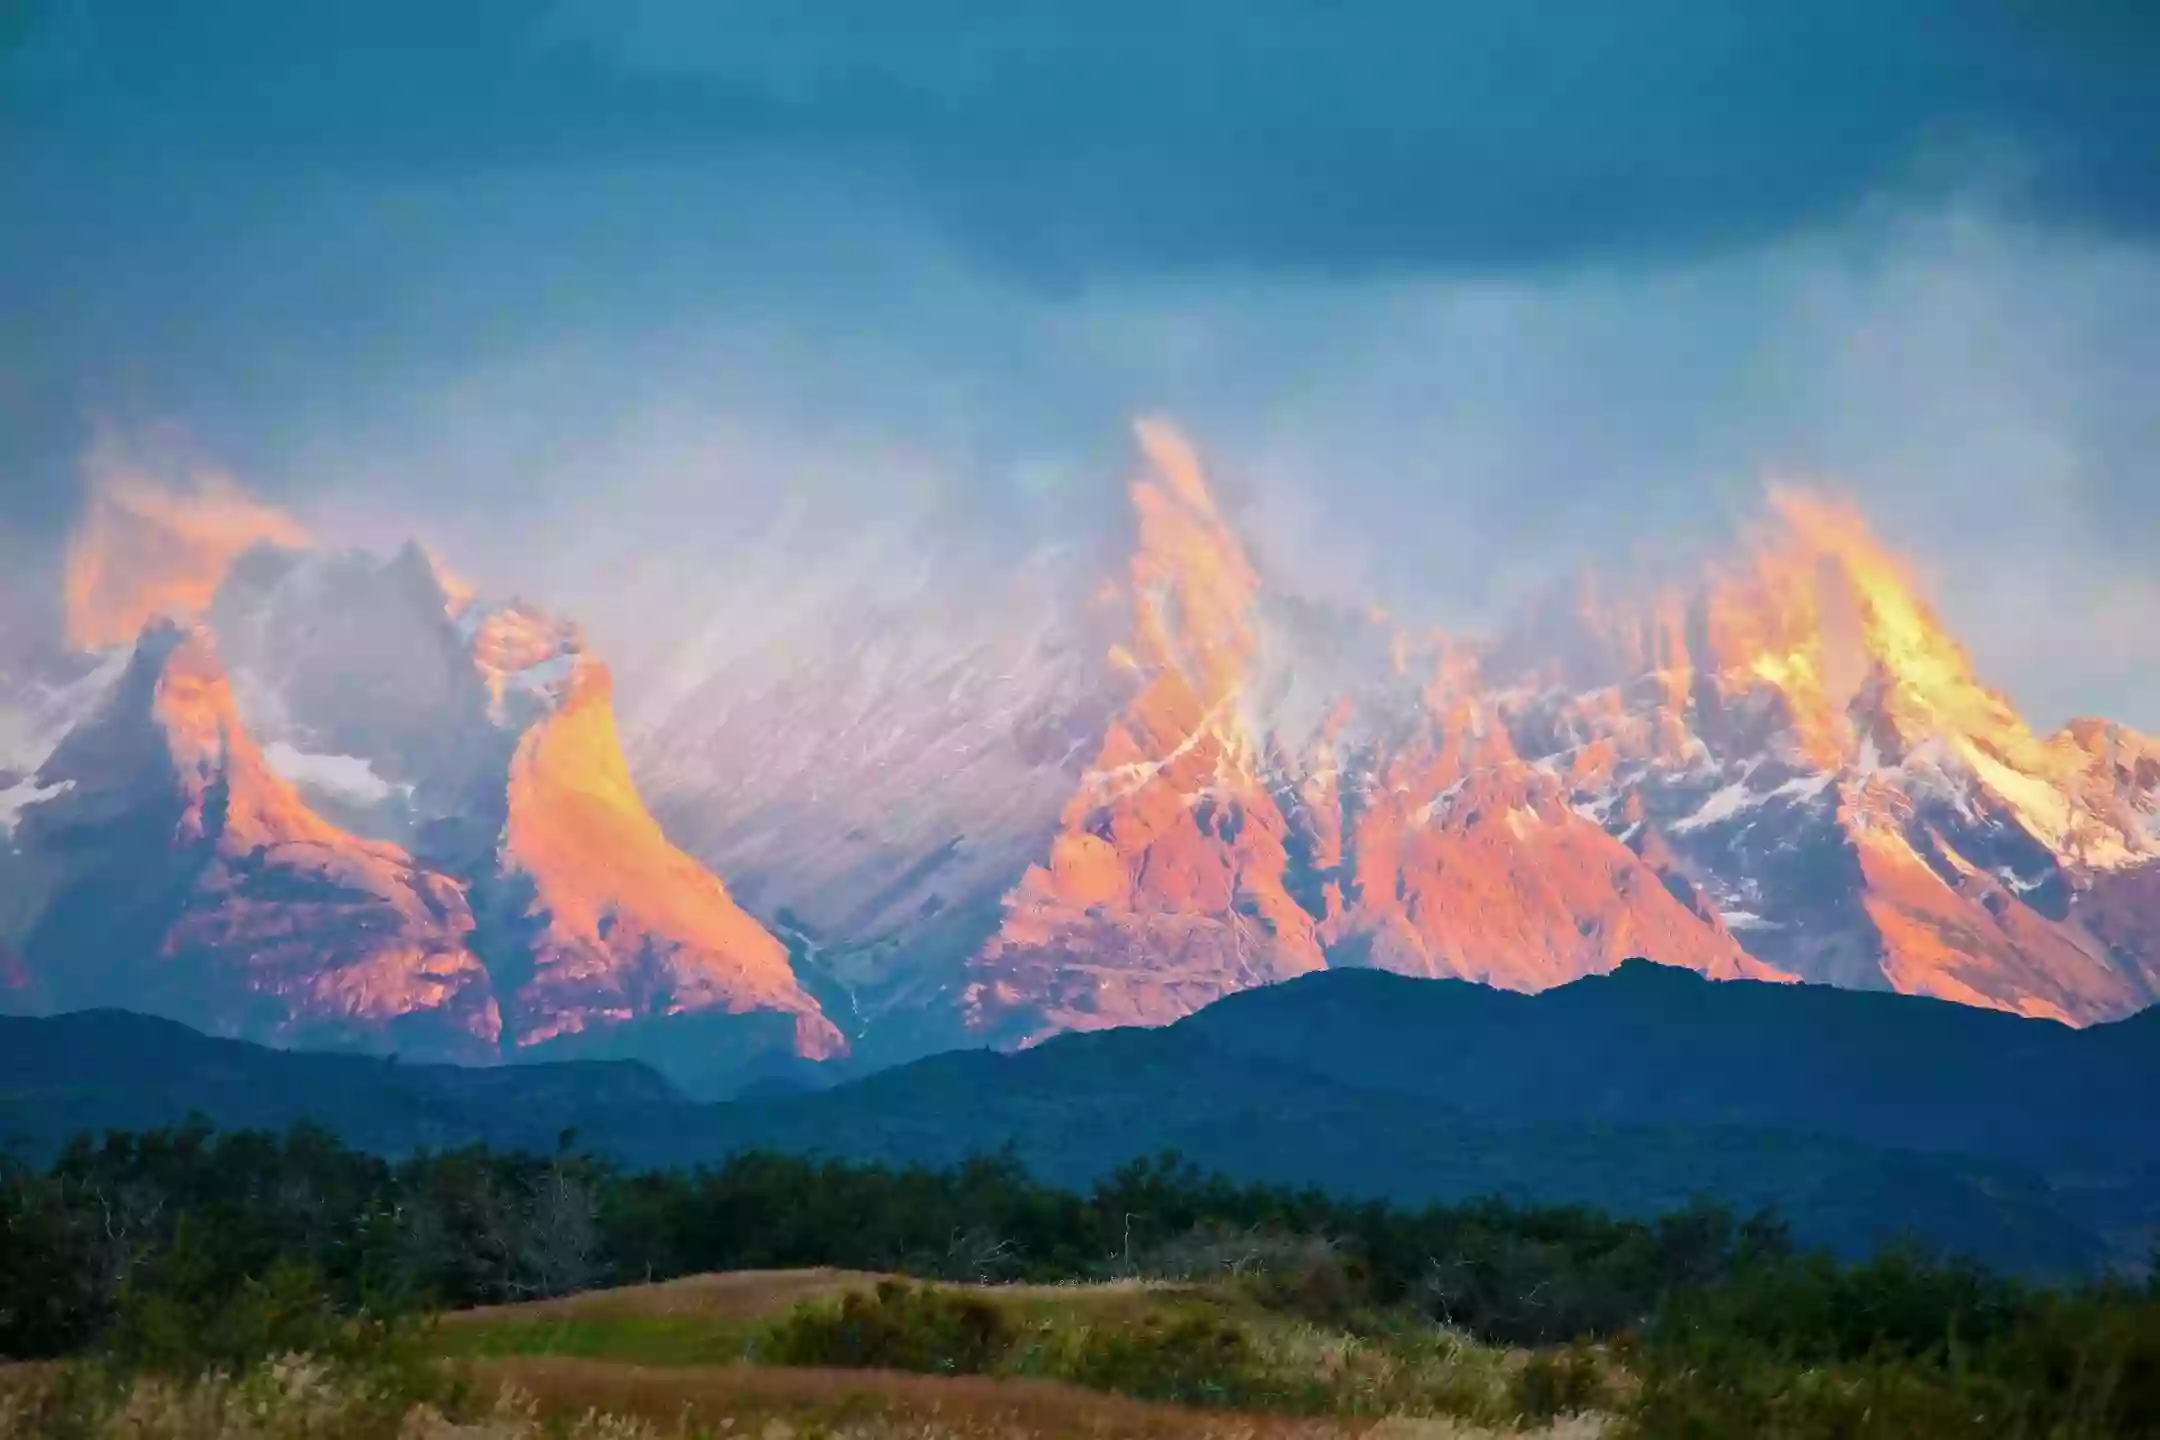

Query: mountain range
<box><xmin>3</xmin><ymin>421</ymin><xmax>2157</xmax><ymax>1089</ymax></box>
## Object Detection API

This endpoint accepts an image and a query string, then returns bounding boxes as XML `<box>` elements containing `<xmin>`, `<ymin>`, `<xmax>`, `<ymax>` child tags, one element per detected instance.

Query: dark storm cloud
<box><xmin>7</xmin><ymin>0</ymin><xmax>2160</xmax><ymax>275</ymax></box>
<box><xmin>1</xmin><ymin>0</ymin><xmax>2155</xmax><ymax>726</ymax></box>
<box><xmin>5</xmin><ymin>0</ymin><xmax>2156</xmax><ymax>533</ymax></box>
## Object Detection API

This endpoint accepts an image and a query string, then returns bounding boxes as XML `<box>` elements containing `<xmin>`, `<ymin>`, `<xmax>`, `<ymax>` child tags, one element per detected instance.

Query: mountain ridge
<box><xmin>934</xmin><ymin>430</ymin><xmax>2160</xmax><ymax>1048</ymax></box>
<box><xmin>4</xmin><ymin>963</ymin><xmax>2153</xmax><ymax>1278</ymax></box>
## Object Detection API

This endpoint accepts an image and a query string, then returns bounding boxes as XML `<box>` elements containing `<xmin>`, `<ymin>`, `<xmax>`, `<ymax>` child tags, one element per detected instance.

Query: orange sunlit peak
<box><xmin>1759</xmin><ymin>482</ymin><xmax>1913</xmax><ymax>578</ymax></box>
<box><xmin>418</xmin><ymin>543</ymin><xmax>479</xmax><ymax>619</ymax></box>
<box><xmin>1131</xmin><ymin>417</ymin><xmax>1220</xmax><ymax>517</ymax></box>
<box><xmin>63</xmin><ymin>441</ymin><xmax>313</xmax><ymax>653</ymax></box>
<box><xmin>1754</xmin><ymin>483</ymin><xmax>1969</xmax><ymax>662</ymax></box>
<box><xmin>1120</xmin><ymin>418</ymin><xmax>1259</xmax><ymax>686</ymax></box>
<box><xmin>1688</xmin><ymin>478</ymin><xmax>2038</xmax><ymax>769</ymax></box>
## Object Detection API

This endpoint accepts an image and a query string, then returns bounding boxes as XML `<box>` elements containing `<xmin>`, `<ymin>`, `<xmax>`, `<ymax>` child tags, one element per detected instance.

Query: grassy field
<box><xmin>2</xmin><ymin>1269</ymin><xmax>1620</xmax><ymax>1436</ymax></box>
<box><xmin>30</xmin><ymin>1258</ymin><xmax>2160</xmax><ymax>1435</ymax></box>
<box><xmin>436</xmin><ymin>1269</ymin><xmax>895</xmax><ymax>1369</ymax></box>
<box><xmin>437</xmin><ymin>1271</ymin><xmax>1179</xmax><ymax>1366</ymax></box>
<box><xmin>459</xmin><ymin>1356</ymin><xmax>1603</xmax><ymax>1438</ymax></box>
<box><xmin>415</xmin><ymin>1268</ymin><xmax>1615</xmax><ymax>1438</ymax></box>
<box><xmin>0</xmin><ymin>1271</ymin><xmax>1618</xmax><ymax>1436</ymax></box>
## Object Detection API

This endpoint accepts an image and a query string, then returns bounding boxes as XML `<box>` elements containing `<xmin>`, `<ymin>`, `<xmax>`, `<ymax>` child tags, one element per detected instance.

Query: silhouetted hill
<box><xmin>0</xmin><ymin>1008</ymin><xmax>683</xmax><ymax>1158</ymax></box>
<box><xmin>4</xmin><ymin>967</ymin><xmax>2154</xmax><ymax>1278</ymax></box>
<box><xmin>1181</xmin><ymin>961</ymin><xmax>2160</xmax><ymax>1177</ymax></box>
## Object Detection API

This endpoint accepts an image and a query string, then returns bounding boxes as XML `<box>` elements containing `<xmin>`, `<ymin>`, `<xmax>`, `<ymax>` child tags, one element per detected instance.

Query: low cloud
<box><xmin>62</xmin><ymin>433</ymin><xmax>313</xmax><ymax>652</ymax></box>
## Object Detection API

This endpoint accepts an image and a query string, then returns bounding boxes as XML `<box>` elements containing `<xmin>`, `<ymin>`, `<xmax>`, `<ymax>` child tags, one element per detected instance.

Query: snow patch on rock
<box><xmin>1673</xmin><ymin>781</ymin><xmax>1760</xmax><ymax>833</ymax></box>
<box><xmin>0</xmin><ymin>776</ymin><xmax>72</xmax><ymax>836</ymax></box>
<box><xmin>262</xmin><ymin>742</ymin><xmax>407</xmax><ymax>807</ymax></box>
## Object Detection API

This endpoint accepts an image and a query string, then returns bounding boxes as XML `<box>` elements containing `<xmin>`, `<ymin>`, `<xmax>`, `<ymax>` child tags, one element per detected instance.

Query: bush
<box><xmin>1057</xmin><ymin>1308</ymin><xmax>1264</xmax><ymax>1407</ymax></box>
<box><xmin>758</xmin><ymin>1280</ymin><xmax>1014</xmax><ymax>1375</ymax></box>
<box><xmin>1623</xmin><ymin>1346</ymin><xmax>2025</xmax><ymax>1440</ymax></box>
<box><xmin>1236</xmin><ymin>1243</ymin><xmax>1373</xmax><ymax>1328</ymax></box>
<box><xmin>106</xmin><ymin>1253</ymin><xmax>345</xmax><ymax>1377</ymax></box>
<box><xmin>1511</xmin><ymin>1341</ymin><xmax>1613</xmax><ymax>1421</ymax></box>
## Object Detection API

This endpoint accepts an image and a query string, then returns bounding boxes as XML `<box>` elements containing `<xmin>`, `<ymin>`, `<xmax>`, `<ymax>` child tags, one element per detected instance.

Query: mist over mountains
<box><xmin>1</xmin><ymin>421</ymin><xmax>2154</xmax><ymax>1093</ymax></box>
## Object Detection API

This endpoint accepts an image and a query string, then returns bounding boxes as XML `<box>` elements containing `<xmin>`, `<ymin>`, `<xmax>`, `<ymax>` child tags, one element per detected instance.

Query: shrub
<box><xmin>1622</xmin><ymin>1347</ymin><xmax>2024</xmax><ymax>1440</ymax></box>
<box><xmin>1511</xmin><ymin>1341</ymin><xmax>1613</xmax><ymax>1422</ymax></box>
<box><xmin>105</xmin><ymin>1243</ymin><xmax>349</xmax><ymax>1377</ymax></box>
<box><xmin>1057</xmin><ymin>1308</ymin><xmax>1264</xmax><ymax>1407</ymax></box>
<box><xmin>1237</xmin><ymin>1243</ymin><xmax>1374</xmax><ymax>1328</ymax></box>
<box><xmin>757</xmin><ymin>1280</ymin><xmax>1013</xmax><ymax>1375</ymax></box>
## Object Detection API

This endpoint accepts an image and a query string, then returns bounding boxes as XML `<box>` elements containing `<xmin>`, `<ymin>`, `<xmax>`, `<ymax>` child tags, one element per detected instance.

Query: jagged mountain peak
<box><xmin>208</xmin><ymin>541</ymin><xmax>849</xmax><ymax>1072</ymax></box>
<box><xmin>1691</xmin><ymin>485</ymin><xmax>2036</xmax><ymax>773</ymax></box>
<box><xmin>1410</xmin><ymin>484</ymin><xmax>2160</xmax><ymax>1025</ymax></box>
<box><xmin>10</xmin><ymin>474</ymin><xmax>849</xmax><ymax>1085</ymax></box>
<box><xmin>11</xmin><ymin>616</ymin><xmax>502</xmax><ymax>1053</ymax></box>
<box><xmin>959</xmin><ymin>426</ymin><xmax>1799</xmax><ymax>1046</ymax></box>
<box><xmin>402</xmin><ymin>540</ymin><xmax>480</xmax><ymax>620</ymax></box>
<box><xmin>1471</xmin><ymin>486</ymin><xmax>2031</xmax><ymax>775</ymax></box>
<box><xmin>948</xmin><ymin>435</ymin><xmax>2160</xmax><ymax>1042</ymax></box>
<box><xmin>496</xmin><ymin>651</ymin><xmax>844</xmax><ymax>1061</ymax></box>
<box><xmin>1121</xmin><ymin>418</ymin><xmax>1261</xmax><ymax>697</ymax></box>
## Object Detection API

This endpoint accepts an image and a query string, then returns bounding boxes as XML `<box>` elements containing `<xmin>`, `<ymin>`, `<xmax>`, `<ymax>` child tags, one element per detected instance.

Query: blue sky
<box><xmin>3</xmin><ymin>1</ymin><xmax>2157</xmax><ymax>724</ymax></box>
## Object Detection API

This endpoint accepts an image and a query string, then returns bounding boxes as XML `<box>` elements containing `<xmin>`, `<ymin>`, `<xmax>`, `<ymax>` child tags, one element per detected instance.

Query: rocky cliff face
<box><xmin>4</xmin><ymin>476</ymin><xmax>843</xmax><ymax>1076</ymax></box>
<box><xmin>965</xmin><ymin>423</ymin><xmax>1328</xmax><ymax>1045</ymax></box>
<box><xmin>957</xmin><ymin>451</ymin><xmax>2160</xmax><ymax>1038</ymax></box>
<box><xmin>6</xmin><ymin>621</ymin><xmax>501</xmax><ymax>1055</ymax></box>
<box><xmin>494</xmin><ymin>650</ymin><xmax>841</xmax><ymax>1059</ymax></box>
<box><xmin>962</xmin><ymin>425</ymin><xmax>1790</xmax><ymax>1046</ymax></box>
<box><xmin>1474</xmin><ymin>490</ymin><xmax>2160</xmax><ymax>1024</ymax></box>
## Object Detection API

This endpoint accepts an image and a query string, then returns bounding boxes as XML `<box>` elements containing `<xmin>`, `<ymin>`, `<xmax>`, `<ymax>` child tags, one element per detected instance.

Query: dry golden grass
<box><xmin>473</xmin><ymin>1356</ymin><xmax>1608</xmax><ymax>1439</ymax></box>
<box><xmin>1</xmin><ymin>1355</ymin><xmax>1607</xmax><ymax>1439</ymax></box>
<box><xmin>0</xmin><ymin>1364</ymin><xmax>57</xmax><ymax>1415</ymax></box>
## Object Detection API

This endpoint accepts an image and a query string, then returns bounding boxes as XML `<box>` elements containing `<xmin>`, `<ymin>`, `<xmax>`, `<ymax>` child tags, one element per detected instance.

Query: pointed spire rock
<box><xmin>966</xmin><ymin>421</ymin><xmax>1323</xmax><ymax>1045</ymax></box>
<box><xmin>496</xmin><ymin>655</ymin><xmax>844</xmax><ymax>1060</ymax></box>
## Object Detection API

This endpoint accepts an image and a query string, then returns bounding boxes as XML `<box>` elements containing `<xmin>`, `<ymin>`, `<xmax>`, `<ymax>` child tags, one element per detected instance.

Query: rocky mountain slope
<box><xmin>620</xmin><ymin>423</ymin><xmax>2160</xmax><ymax>1048</ymax></box>
<box><xmin>1461</xmin><ymin>490</ymin><xmax>2160</xmax><ymax>1025</ymax></box>
<box><xmin>3</xmin><ymin>620</ymin><xmax>500</xmax><ymax>1055</ymax></box>
<box><xmin>0</xmin><ymin>477</ymin><xmax>840</xmax><ymax>1084</ymax></box>
<box><xmin>964</xmin><ymin>425</ymin><xmax>1785</xmax><ymax>1045</ymax></box>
